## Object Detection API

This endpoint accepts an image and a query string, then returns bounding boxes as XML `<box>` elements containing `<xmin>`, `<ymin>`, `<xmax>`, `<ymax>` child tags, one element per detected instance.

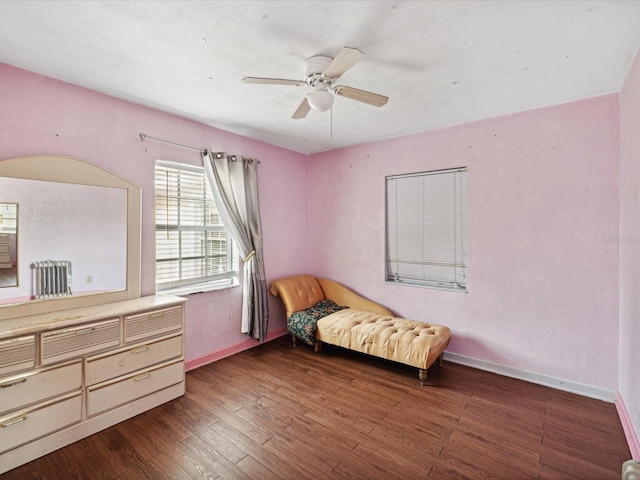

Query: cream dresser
<box><xmin>0</xmin><ymin>294</ymin><xmax>186</xmax><ymax>474</ymax></box>
<box><xmin>0</xmin><ymin>234</ymin><xmax>10</xmax><ymax>269</ymax></box>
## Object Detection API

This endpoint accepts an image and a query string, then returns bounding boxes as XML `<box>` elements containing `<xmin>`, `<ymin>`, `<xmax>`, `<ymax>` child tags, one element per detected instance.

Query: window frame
<box><xmin>385</xmin><ymin>166</ymin><xmax>468</xmax><ymax>292</ymax></box>
<box><xmin>154</xmin><ymin>160</ymin><xmax>238</xmax><ymax>296</ymax></box>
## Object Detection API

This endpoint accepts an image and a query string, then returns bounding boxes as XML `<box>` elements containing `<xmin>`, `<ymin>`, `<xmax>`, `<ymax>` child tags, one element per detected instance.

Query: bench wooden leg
<box><xmin>291</xmin><ymin>334</ymin><xmax>297</xmax><ymax>347</ymax></box>
<box><xmin>437</xmin><ymin>353</ymin><xmax>444</xmax><ymax>367</ymax></box>
<box><xmin>314</xmin><ymin>341</ymin><xmax>322</xmax><ymax>353</ymax></box>
<box><xmin>419</xmin><ymin>368</ymin><xmax>428</xmax><ymax>386</ymax></box>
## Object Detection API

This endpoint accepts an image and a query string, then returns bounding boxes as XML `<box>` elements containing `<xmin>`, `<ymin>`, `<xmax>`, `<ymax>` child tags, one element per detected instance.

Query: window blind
<box><xmin>386</xmin><ymin>167</ymin><xmax>467</xmax><ymax>291</ymax></box>
<box><xmin>0</xmin><ymin>203</ymin><xmax>17</xmax><ymax>234</ymax></box>
<box><xmin>155</xmin><ymin>160</ymin><xmax>237</xmax><ymax>293</ymax></box>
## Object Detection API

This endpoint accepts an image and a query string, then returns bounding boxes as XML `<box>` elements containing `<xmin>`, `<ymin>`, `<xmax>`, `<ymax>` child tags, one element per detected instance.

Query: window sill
<box><xmin>157</xmin><ymin>281</ymin><xmax>239</xmax><ymax>297</ymax></box>
<box><xmin>385</xmin><ymin>280</ymin><xmax>467</xmax><ymax>293</ymax></box>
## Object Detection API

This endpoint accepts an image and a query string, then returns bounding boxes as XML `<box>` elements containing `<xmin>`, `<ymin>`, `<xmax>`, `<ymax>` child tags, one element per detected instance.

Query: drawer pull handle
<box><xmin>131</xmin><ymin>345</ymin><xmax>149</xmax><ymax>354</ymax></box>
<box><xmin>1</xmin><ymin>414</ymin><xmax>27</xmax><ymax>427</ymax></box>
<box><xmin>0</xmin><ymin>378</ymin><xmax>27</xmax><ymax>388</ymax></box>
<box><xmin>76</xmin><ymin>327</ymin><xmax>96</xmax><ymax>335</ymax></box>
<box><xmin>133</xmin><ymin>373</ymin><xmax>151</xmax><ymax>382</ymax></box>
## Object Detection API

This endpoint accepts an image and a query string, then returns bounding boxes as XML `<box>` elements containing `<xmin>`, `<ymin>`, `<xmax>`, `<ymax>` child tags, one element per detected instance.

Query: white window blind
<box><xmin>386</xmin><ymin>167</ymin><xmax>467</xmax><ymax>291</ymax></box>
<box><xmin>155</xmin><ymin>160</ymin><xmax>238</xmax><ymax>294</ymax></box>
<box><xmin>0</xmin><ymin>203</ymin><xmax>17</xmax><ymax>234</ymax></box>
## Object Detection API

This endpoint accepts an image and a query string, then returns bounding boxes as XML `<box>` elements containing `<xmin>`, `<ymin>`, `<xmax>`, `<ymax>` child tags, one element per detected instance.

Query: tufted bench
<box><xmin>316</xmin><ymin>309</ymin><xmax>450</xmax><ymax>385</ymax></box>
<box><xmin>270</xmin><ymin>275</ymin><xmax>451</xmax><ymax>385</ymax></box>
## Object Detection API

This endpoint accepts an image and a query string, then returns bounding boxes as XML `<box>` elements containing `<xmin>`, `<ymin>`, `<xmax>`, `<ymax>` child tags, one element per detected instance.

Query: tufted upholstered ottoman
<box><xmin>270</xmin><ymin>274</ymin><xmax>451</xmax><ymax>385</ymax></box>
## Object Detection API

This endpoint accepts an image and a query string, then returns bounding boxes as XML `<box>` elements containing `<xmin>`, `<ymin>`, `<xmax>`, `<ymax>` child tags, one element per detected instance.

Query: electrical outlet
<box><xmin>86</xmin><ymin>276</ymin><xmax>93</xmax><ymax>284</ymax></box>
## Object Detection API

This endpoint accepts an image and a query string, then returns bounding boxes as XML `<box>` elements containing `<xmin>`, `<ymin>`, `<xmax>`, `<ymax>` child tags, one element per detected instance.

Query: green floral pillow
<box><xmin>287</xmin><ymin>299</ymin><xmax>347</xmax><ymax>346</ymax></box>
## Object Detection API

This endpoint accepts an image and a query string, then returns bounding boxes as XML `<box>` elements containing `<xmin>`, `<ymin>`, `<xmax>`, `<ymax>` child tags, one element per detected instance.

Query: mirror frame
<box><xmin>0</xmin><ymin>155</ymin><xmax>141</xmax><ymax>319</ymax></box>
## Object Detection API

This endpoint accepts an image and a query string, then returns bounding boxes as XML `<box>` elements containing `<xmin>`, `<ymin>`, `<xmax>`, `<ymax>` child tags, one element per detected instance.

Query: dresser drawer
<box><xmin>41</xmin><ymin>319</ymin><xmax>120</xmax><ymax>365</ymax></box>
<box><xmin>0</xmin><ymin>390</ymin><xmax>82</xmax><ymax>454</ymax></box>
<box><xmin>0</xmin><ymin>360</ymin><xmax>82</xmax><ymax>415</ymax></box>
<box><xmin>124</xmin><ymin>306</ymin><xmax>183</xmax><ymax>343</ymax></box>
<box><xmin>0</xmin><ymin>245</ymin><xmax>9</xmax><ymax>254</ymax></box>
<box><xmin>85</xmin><ymin>333</ymin><xmax>183</xmax><ymax>386</ymax></box>
<box><xmin>86</xmin><ymin>359</ymin><xmax>184</xmax><ymax>417</ymax></box>
<box><xmin>0</xmin><ymin>335</ymin><xmax>36</xmax><ymax>377</ymax></box>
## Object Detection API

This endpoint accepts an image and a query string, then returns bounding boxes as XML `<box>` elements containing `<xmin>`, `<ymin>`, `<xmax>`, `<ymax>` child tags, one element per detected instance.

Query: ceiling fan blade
<box><xmin>291</xmin><ymin>97</ymin><xmax>311</xmax><ymax>119</ymax></box>
<box><xmin>323</xmin><ymin>47</ymin><xmax>365</xmax><ymax>79</ymax></box>
<box><xmin>334</xmin><ymin>85</ymin><xmax>388</xmax><ymax>107</ymax></box>
<box><xmin>242</xmin><ymin>77</ymin><xmax>307</xmax><ymax>87</ymax></box>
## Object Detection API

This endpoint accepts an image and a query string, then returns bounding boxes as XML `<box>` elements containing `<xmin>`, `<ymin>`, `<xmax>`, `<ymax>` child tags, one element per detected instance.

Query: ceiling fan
<box><xmin>242</xmin><ymin>47</ymin><xmax>389</xmax><ymax>120</ymax></box>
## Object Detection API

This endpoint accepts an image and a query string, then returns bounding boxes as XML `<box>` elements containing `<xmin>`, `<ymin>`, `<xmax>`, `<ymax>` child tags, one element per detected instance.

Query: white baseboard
<box><xmin>443</xmin><ymin>351</ymin><xmax>616</xmax><ymax>402</ymax></box>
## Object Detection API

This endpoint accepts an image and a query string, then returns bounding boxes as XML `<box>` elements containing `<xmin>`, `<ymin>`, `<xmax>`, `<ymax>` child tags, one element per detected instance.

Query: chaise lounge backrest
<box><xmin>269</xmin><ymin>274</ymin><xmax>394</xmax><ymax>319</ymax></box>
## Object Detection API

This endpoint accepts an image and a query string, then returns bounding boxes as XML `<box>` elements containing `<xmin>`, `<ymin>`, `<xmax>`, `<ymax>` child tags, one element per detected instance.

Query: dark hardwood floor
<box><xmin>3</xmin><ymin>335</ymin><xmax>631</xmax><ymax>479</ymax></box>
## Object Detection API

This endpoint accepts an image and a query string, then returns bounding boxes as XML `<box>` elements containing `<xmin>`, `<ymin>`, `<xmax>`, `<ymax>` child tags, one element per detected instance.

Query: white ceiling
<box><xmin>0</xmin><ymin>1</ymin><xmax>639</xmax><ymax>154</ymax></box>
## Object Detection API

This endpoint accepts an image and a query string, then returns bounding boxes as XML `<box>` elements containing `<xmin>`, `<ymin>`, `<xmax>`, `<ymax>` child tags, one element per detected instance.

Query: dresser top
<box><xmin>0</xmin><ymin>295</ymin><xmax>186</xmax><ymax>338</ymax></box>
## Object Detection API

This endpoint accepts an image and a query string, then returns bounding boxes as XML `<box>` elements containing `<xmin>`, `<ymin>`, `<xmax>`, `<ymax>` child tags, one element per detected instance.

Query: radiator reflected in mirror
<box><xmin>0</xmin><ymin>179</ymin><xmax>126</xmax><ymax>305</ymax></box>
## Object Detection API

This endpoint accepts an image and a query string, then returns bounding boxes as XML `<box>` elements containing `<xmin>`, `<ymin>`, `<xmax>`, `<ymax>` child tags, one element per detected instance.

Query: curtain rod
<box><xmin>139</xmin><ymin>133</ymin><xmax>206</xmax><ymax>153</ymax></box>
<box><xmin>139</xmin><ymin>133</ymin><xmax>260</xmax><ymax>163</ymax></box>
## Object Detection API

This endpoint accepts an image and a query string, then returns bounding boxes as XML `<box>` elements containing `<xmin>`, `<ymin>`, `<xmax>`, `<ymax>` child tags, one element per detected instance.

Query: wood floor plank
<box><xmin>284</xmin><ymin>413</ymin><xmax>361</xmax><ymax>451</ymax></box>
<box><xmin>158</xmin><ymin>391</ymin><xmax>220</xmax><ymax>433</ymax></box>
<box><xmin>127</xmin><ymin>403</ymin><xmax>194</xmax><ymax>444</ymax></box>
<box><xmin>463</xmin><ymin>394</ymin><xmax>546</xmax><ymax>432</ymax></box>
<box><xmin>381</xmin><ymin>408</ymin><xmax>456</xmax><ymax>443</ymax></box>
<box><xmin>195</xmin><ymin>422</ymin><xmax>249</xmax><ymax>465</ymax></box>
<box><xmin>437</xmin><ymin>443</ymin><xmax>539</xmax><ymax>480</ymax></box>
<box><xmin>235</xmin><ymin>453</ymin><xmax>284</xmax><ymax>480</ymax></box>
<box><xmin>349</xmin><ymin>441</ymin><xmax>435</xmax><ymax>479</ymax></box>
<box><xmin>141</xmin><ymin>450</ymin><xmax>201</xmax><ymax>480</ymax></box>
<box><xmin>94</xmin><ymin>425</ymin><xmax>180</xmax><ymax>480</ymax></box>
<box><xmin>210</xmin><ymin>409</ymin><xmax>274</xmax><ymax>446</ymax></box>
<box><xmin>172</xmin><ymin>434</ymin><xmax>251</xmax><ymax>480</ymax></box>
<box><xmin>538</xmin><ymin>445</ymin><xmax>624</xmax><ymax>480</ymax></box>
<box><xmin>456</xmin><ymin>410</ymin><xmax>543</xmax><ymax>452</ymax></box>
<box><xmin>330</xmin><ymin>447</ymin><xmax>413</xmax><ymax>480</ymax></box>
<box><xmin>321</xmin><ymin>386</ymin><xmax>395</xmax><ymax>422</ymax></box>
<box><xmin>448</xmin><ymin>428</ymin><xmax>541</xmax><ymax>473</ymax></box>
<box><xmin>1</xmin><ymin>335</ymin><xmax>631</xmax><ymax>479</ymax></box>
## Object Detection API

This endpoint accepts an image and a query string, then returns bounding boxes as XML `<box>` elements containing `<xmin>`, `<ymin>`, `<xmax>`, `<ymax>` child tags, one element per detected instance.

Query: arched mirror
<box><xmin>0</xmin><ymin>155</ymin><xmax>141</xmax><ymax>320</ymax></box>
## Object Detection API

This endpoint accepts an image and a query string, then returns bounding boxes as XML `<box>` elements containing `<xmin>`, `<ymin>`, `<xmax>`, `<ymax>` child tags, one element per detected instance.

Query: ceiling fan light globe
<box><xmin>307</xmin><ymin>90</ymin><xmax>334</xmax><ymax>112</ymax></box>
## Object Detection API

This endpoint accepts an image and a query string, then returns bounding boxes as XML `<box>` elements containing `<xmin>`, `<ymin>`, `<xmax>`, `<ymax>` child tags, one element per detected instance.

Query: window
<box><xmin>0</xmin><ymin>203</ymin><xmax>17</xmax><ymax>234</ymax></box>
<box><xmin>385</xmin><ymin>167</ymin><xmax>467</xmax><ymax>292</ymax></box>
<box><xmin>155</xmin><ymin>160</ymin><xmax>238</xmax><ymax>294</ymax></box>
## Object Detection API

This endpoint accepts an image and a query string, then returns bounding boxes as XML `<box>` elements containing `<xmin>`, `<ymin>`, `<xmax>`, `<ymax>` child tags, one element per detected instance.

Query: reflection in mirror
<box><xmin>0</xmin><ymin>203</ymin><xmax>18</xmax><ymax>289</ymax></box>
<box><xmin>0</xmin><ymin>155</ymin><xmax>141</xmax><ymax>320</ymax></box>
<box><xmin>0</xmin><ymin>179</ymin><xmax>127</xmax><ymax>305</ymax></box>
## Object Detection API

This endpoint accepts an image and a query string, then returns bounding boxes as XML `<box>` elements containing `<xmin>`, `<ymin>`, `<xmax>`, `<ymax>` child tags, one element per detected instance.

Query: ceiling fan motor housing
<box><xmin>303</xmin><ymin>55</ymin><xmax>333</xmax><ymax>85</ymax></box>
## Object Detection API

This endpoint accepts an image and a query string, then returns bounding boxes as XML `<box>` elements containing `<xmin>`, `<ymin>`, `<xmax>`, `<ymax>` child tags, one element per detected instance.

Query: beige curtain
<box><xmin>202</xmin><ymin>149</ymin><xmax>269</xmax><ymax>342</ymax></box>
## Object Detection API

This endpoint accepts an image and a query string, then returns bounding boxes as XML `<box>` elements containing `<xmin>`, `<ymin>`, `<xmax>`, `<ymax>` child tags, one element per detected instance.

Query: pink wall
<box><xmin>0</xmin><ymin>61</ymin><xmax>628</xmax><ymax>401</ymax></box>
<box><xmin>308</xmin><ymin>95</ymin><xmax>620</xmax><ymax>390</ymax></box>
<box><xmin>0</xmin><ymin>63</ymin><xmax>308</xmax><ymax>360</ymax></box>
<box><xmin>619</xmin><ymin>47</ymin><xmax>640</xmax><ymax>459</ymax></box>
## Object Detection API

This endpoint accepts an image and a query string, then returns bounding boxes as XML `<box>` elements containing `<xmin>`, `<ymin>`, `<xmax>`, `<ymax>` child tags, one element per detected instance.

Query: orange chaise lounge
<box><xmin>269</xmin><ymin>274</ymin><xmax>451</xmax><ymax>385</ymax></box>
